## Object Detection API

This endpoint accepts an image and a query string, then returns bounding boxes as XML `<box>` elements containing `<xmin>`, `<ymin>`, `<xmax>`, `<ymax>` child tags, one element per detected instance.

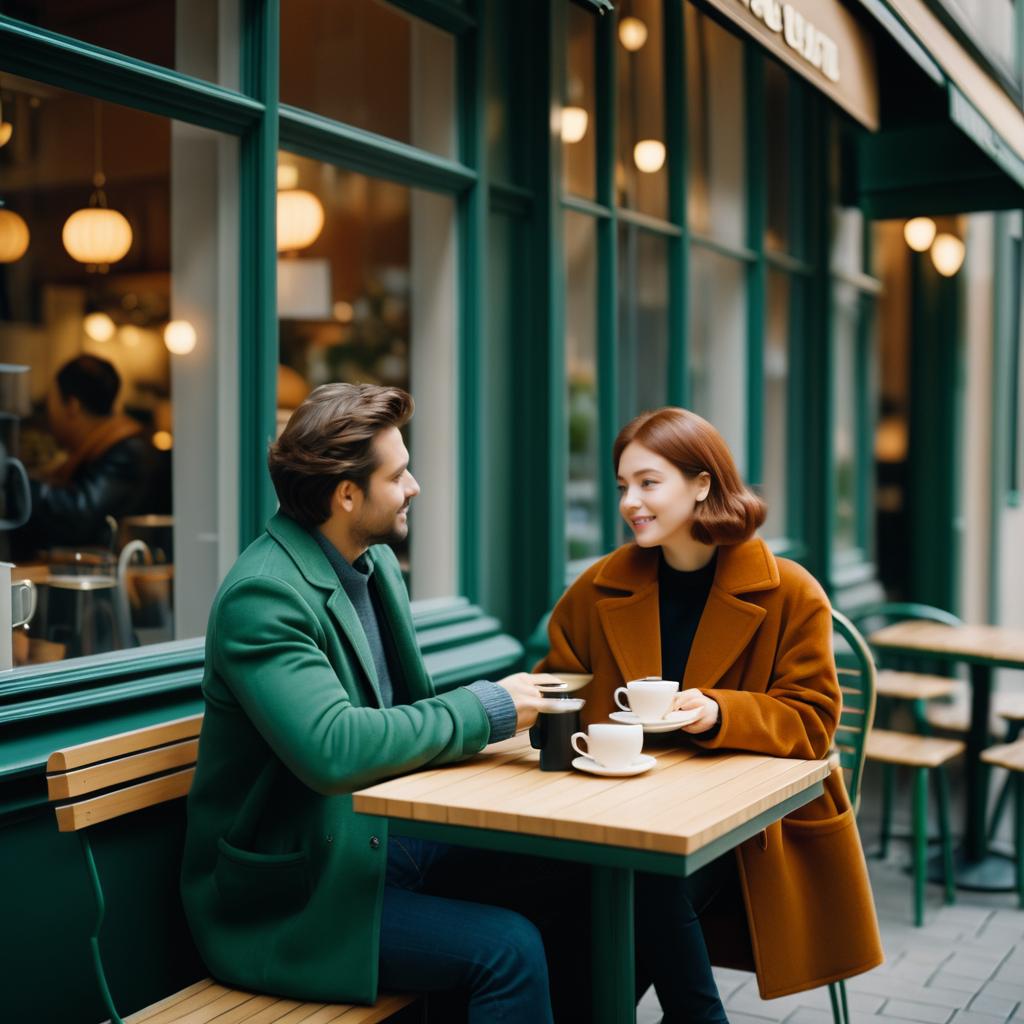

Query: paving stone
<box><xmin>890</xmin><ymin>962</ymin><xmax>945</xmax><ymax>985</ymax></box>
<box><xmin>847</xmin><ymin>976</ymin><xmax>970</xmax><ymax>1009</ymax></box>
<box><xmin>982</xmin><ymin>982</ymin><xmax>1024</xmax><ymax>1003</ymax></box>
<box><xmin>951</xmin><ymin>1013</ymin><xmax>1010</xmax><ymax>1024</ymax></box>
<box><xmin>782</xmin><ymin>1009</ymin><xmax>835</xmax><ymax>1024</ymax></box>
<box><xmin>969</xmin><ymin>994</ymin><xmax>1019</xmax><ymax>1018</ymax></box>
<box><xmin>882</xmin><ymin>1001</ymin><xmax>955</xmax><ymax>1023</ymax></box>
<box><xmin>904</xmin><ymin>947</ymin><xmax>956</xmax><ymax>967</ymax></box>
<box><xmin>975</xmin><ymin>928</ymin><xmax>1024</xmax><ymax>948</ymax></box>
<box><xmin>929</xmin><ymin>973</ymin><xmax>986</xmax><ymax>994</ymax></box>
<box><xmin>946</xmin><ymin>956</ymin><xmax>1004</xmax><ymax>982</ymax></box>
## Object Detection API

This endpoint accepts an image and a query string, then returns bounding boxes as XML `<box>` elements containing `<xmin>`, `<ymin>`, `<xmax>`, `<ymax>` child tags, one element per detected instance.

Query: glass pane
<box><xmin>833</xmin><ymin>281</ymin><xmax>859</xmax><ymax>552</ymax></box>
<box><xmin>0</xmin><ymin>83</ymin><xmax>236</xmax><ymax>666</ymax></box>
<box><xmin>280</xmin><ymin>0</ymin><xmax>456</xmax><ymax>159</ymax></box>
<box><xmin>3</xmin><ymin>0</ymin><xmax>237</xmax><ymax>87</ymax></box>
<box><xmin>563</xmin><ymin>3</ymin><xmax>597</xmax><ymax>199</ymax></box>
<box><xmin>618</xmin><ymin>226</ymin><xmax>668</xmax><ymax>421</ymax></box>
<box><xmin>688</xmin><ymin>247</ymin><xmax>747</xmax><ymax>474</ymax></box>
<box><xmin>686</xmin><ymin>5</ymin><xmax>745</xmax><ymax>247</ymax></box>
<box><xmin>565</xmin><ymin>212</ymin><xmax>601</xmax><ymax>562</ymax></box>
<box><xmin>762</xmin><ymin>271</ymin><xmax>791</xmax><ymax>539</ymax></box>
<box><xmin>616</xmin><ymin>0</ymin><xmax>667</xmax><ymax>219</ymax></box>
<box><xmin>830</xmin><ymin>119</ymin><xmax>864</xmax><ymax>274</ymax></box>
<box><xmin>275</xmin><ymin>154</ymin><xmax>457</xmax><ymax>600</ymax></box>
<box><xmin>487</xmin><ymin>0</ymin><xmax>512</xmax><ymax>183</ymax></box>
<box><xmin>765</xmin><ymin>59</ymin><xmax>792</xmax><ymax>255</ymax></box>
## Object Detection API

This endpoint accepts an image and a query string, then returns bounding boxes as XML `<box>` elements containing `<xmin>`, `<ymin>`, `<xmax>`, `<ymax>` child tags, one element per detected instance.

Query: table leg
<box><xmin>964</xmin><ymin>664</ymin><xmax>992</xmax><ymax>862</ymax></box>
<box><xmin>591</xmin><ymin>865</ymin><xmax>635</xmax><ymax>1024</ymax></box>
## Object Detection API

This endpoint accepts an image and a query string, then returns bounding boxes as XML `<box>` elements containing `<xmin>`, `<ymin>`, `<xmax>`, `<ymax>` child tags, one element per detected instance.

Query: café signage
<box><xmin>738</xmin><ymin>0</ymin><xmax>840</xmax><ymax>82</ymax></box>
<box><xmin>704</xmin><ymin>0</ymin><xmax>878</xmax><ymax>130</ymax></box>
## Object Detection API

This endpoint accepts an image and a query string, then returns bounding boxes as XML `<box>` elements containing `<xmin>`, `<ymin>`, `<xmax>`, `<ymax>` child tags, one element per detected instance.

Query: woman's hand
<box><xmin>670</xmin><ymin>688</ymin><xmax>720</xmax><ymax>734</ymax></box>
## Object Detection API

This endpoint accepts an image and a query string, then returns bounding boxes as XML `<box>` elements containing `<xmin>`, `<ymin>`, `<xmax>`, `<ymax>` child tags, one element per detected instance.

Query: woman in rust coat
<box><xmin>536</xmin><ymin>408</ymin><xmax>882</xmax><ymax>1021</ymax></box>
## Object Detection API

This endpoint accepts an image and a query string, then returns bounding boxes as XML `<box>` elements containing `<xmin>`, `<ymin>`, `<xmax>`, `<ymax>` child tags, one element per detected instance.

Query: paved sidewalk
<box><xmin>638</xmin><ymin>756</ymin><xmax>1024</xmax><ymax>1023</ymax></box>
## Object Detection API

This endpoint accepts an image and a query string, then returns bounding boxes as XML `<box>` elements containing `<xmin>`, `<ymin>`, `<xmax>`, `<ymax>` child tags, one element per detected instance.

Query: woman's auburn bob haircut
<box><xmin>613</xmin><ymin>407</ymin><xmax>767</xmax><ymax>546</ymax></box>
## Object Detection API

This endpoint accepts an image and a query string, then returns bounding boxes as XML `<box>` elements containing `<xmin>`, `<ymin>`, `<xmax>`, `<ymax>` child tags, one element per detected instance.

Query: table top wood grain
<box><xmin>353</xmin><ymin>735</ymin><xmax>830</xmax><ymax>857</ymax></box>
<box><xmin>869</xmin><ymin>621</ymin><xmax>1024</xmax><ymax>668</ymax></box>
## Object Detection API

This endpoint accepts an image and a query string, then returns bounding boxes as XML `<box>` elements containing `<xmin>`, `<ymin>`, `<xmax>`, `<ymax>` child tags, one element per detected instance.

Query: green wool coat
<box><xmin>180</xmin><ymin>513</ymin><xmax>492</xmax><ymax>1003</ymax></box>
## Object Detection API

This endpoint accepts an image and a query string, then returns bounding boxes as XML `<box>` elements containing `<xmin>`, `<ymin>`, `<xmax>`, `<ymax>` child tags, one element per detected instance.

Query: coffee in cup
<box><xmin>613</xmin><ymin>677</ymin><xmax>678</xmax><ymax>723</ymax></box>
<box><xmin>570</xmin><ymin>723</ymin><xmax>643</xmax><ymax>769</ymax></box>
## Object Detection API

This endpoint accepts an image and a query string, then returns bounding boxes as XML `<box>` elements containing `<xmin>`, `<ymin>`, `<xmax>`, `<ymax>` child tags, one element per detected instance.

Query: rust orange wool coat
<box><xmin>535</xmin><ymin>536</ymin><xmax>883</xmax><ymax>999</ymax></box>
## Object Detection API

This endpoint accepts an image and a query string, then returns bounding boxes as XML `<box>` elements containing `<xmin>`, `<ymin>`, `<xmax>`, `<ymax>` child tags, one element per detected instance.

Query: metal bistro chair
<box><xmin>827</xmin><ymin>609</ymin><xmax>878</xmax><ymax>1024</ymax></box>
<box><xmin>853</xmin><ymin>602</ymin><xmax>965</xmax><ymax>858</ymax></box>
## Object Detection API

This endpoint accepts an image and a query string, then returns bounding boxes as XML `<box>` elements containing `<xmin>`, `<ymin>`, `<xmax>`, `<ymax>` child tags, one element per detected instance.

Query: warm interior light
<box><xmin>333</xmin><ymin>300</ymin><xmax>354</xmax><ymax>323</ymax></box>
<box><xmin>0</xmin><ymin>123</ymin><xmax>12</xmax><ymax>148</ymax></box>
<box><xmin>633</xmin><ymin>139</ymin><xmax>666</xmax><ymax>173</ymax></box>
<box><xmin>276</xmin><ymin>189</ymin><xmax>325</xmax><ymax>252</ymax></box>
<box><xmin>164</xmin><ymin>319</ymin><xmax>197</xmax><ymax>355</ymax></box>
<box><xmin>903</xmin><ymin>217</ymin><xmax>936</xmax><ymax>253</ymax></box>
<box><xmin>62</xmin><ymin>207</ymin><xmax>133</xmax><ymax>269</ymax></box>
<box><xmin>276</xmin><ymin>164</ymin><xmax>299</xmax><ymax>190</ymax></box>
<box><xmin>83</xmin><ymin>311</ymin><xmax>116</xmax><ymax>342</ymax></box>
<box><xmin>152</xmin><ymin>430</ymin><xmax>173</xmax><ymax>451</ymax></box>
<box><xmin>931</xmin><ymin>233</ymin><xmax>966</xmax><ymax>277</ymax></box>
<box><xmin>618</xmin><ymin>16</ymin><xmax>648</xmax><ymax>51</ymax></box>
<box><xmin>0</xmin><ymin>209</ymin><xmax>29</xmax><ymax>263</ymax></box>
<box><xmin>561</xmin><ymin>106</ymin><xmax>589</xmax><ymax>144</ymax></box>
<box><xmin>119</xmin><ymin>325</ymin><xmax>143</xmax><ymax>347</ymax></box>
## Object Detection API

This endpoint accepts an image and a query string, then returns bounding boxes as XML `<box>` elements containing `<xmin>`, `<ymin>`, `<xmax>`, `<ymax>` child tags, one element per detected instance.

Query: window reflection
<box><xmin>565</xmin><ymin>212</ymin><xmax>601</xmax><ymax>562</ymax></box>
<box><xmin>833</xmin><ymin>281</ymin><xmax>860</xmax><ymax>552</ymax></box>
<box><xmin>686</xmin><ymin>6</ymin><xmax>745</xmax><ymax>247</ymax></box>
<box><xmin>0</xmin><ymin>81</ymin><xmax>234</xmax><ymax>665</ymax></box>
<box><xmin>563</xmin><ymin>3</ymin><xmax>597</xmax><ymax>199</ymax></box>
<box><xmin>275</xmin><ymin>154</ymin><xmax>457</xmax><ymax>599</ymax></box>
<box><xmin>616</xmin><ymin>0</ymin><xmax>667</xmax><ymax>219</ymax></box>
<box><xmin>280</xmin><ymin>0</ymin><xmax>456</xmax><ymax>158</ymax></box>
<box><xmin>688</xmin><ymin>247</ymin><xmax>747</xmax><ymax>473</ymax></box>
<box><xmin>763</xmin><ymin>270</ymin><xmax>793</xmax><ymax>538</ymax></box>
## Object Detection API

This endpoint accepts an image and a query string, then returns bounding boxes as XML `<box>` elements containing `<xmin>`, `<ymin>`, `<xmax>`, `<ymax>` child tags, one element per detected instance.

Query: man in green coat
<box><xmin>181</xmin><ymin>383</ymin><xmax>564</xmax><ymax>1021</ymax></box>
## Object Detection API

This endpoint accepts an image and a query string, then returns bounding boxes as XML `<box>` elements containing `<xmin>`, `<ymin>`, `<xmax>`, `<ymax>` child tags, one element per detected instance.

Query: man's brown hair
<box><xmin>268</xmin><ymin>382</ymin><xmax>413</xmax><ymax>527</ymax></box>
<box><xmin>613</xmin><ymin>407</ymin><xmax>767</xmax><ymax>545</ymax></box>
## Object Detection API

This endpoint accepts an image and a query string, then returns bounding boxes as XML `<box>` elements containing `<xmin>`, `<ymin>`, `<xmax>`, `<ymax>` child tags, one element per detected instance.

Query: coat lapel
<box><xmin>266</xmin><ymin>513</ymin><xmax>384</xmax><ymax>708</ymax></box>
<box><xmin>594</xmin><ymin>537</ymin><xmax>780</xmax><ymax>691</ymax></box>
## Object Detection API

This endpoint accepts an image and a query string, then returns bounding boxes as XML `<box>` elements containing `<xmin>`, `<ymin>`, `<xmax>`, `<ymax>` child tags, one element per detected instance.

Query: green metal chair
<box><xmin>852</xmin><ymin>602</ymin><xmax>963</xmax><ymax>858</ymax></box>
<box><xmin>828</xmin><ymin>609</ymin><xmax>879</xmax><ymax>1024</ymax></box>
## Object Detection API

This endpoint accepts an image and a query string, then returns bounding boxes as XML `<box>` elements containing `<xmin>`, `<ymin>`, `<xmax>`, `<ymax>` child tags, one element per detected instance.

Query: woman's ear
<box><xmin>696</xmin><ymin>472</ymin><xmax>712</xmax><ymax>503</ymax></box>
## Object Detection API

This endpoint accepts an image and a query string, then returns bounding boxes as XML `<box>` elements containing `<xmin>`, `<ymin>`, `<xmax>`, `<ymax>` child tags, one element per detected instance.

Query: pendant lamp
<box><xmin>62</xmin><ymin>103</ymin><xmax>133</xmax><ymax>272</ymax></box>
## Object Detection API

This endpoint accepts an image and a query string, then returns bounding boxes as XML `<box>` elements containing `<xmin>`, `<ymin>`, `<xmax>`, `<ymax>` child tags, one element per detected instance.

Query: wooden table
<box><xmin>870</xmin><ymin>621</ymin><xmax>1024</xmax><ymax>889</ymax></box>
<box><xmin>353</xmin><ymin>735</ymin><xmax>829</xmax><ymax>1024</ymax></box>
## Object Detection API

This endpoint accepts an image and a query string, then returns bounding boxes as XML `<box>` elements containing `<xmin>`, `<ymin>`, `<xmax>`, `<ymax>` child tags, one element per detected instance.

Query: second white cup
<box><xmin>613</xmin><ymin>677</ymin><xmax>679</xmax><ymax>722</ymax></box>
<box><xmin>570</xmin><ymin>723</ymin><xmax>643</xmax><ymax>769</ymax></box>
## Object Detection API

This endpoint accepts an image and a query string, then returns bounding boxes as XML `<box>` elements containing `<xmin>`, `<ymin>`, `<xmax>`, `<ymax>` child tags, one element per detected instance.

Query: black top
<box><xmin>659</xmin><ymin>549</ymin><xmax>717</xmax><ymax>684</ymax></box>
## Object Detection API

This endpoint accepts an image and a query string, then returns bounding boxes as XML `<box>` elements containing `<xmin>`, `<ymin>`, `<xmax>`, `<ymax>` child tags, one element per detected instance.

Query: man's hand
<box><xmin>495</xmin><ymin>672</ymin><xmax>563</xmax><ymax>732</ymax></box>
<box><xmin>670</xmin><ymin>688</ymin><xmax>720</xmax><ymax>734</ymax></box>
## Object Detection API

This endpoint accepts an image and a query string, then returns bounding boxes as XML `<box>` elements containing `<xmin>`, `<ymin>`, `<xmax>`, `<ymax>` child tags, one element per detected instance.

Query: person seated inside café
<box><xmin>11</xmin><ymin>354</ymin><xmax>155</xmax><ymax>557</ymax></box>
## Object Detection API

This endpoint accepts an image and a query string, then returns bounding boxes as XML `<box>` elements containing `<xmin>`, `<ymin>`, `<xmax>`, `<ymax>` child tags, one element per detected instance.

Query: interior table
<box><xmin>870</xmin><ymin>620</ymin><xmax>1024</xmax><ymax>891</ymax></box>
<box><xmin>353</xmin><ymin>734</ymin><xmax>829</xmax><ymax>1024</ymax></box>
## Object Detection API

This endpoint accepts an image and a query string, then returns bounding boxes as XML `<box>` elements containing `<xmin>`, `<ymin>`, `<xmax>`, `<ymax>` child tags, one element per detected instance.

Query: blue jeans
<box><xmin>379</xmin><ymin>837</ymin><xmax>578</xmax><ymax>1023</ymax></box>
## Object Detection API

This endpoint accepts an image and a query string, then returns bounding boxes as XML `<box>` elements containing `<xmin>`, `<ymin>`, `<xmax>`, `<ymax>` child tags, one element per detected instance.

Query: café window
<box><xmin>0</xmin><ymin>79</ymin><xmax>237</xmax><ymax>666</ymax></box>
<box><xmin>275</xmin><ymin>153</ymin><xmax>458</xmax><ymax>601</ymax></box>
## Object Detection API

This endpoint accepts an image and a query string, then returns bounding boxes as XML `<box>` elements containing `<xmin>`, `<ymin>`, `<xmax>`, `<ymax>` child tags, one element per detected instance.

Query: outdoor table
<box><xmin>353</xmin><ymin>733</ymin><xmax>829</xmax><ymax>1024</ymax></box>
<box><xmin>870</xmin><ymin>620</ymin><xmax>1024</xmax><ymax>890</ymax></box>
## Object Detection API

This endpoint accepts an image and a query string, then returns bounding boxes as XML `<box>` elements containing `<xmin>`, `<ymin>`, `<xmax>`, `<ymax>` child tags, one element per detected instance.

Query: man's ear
<box><xmin>334</xmin><ymin>478</ymin><xmax>361</xmax><ymax>514</ymax></box>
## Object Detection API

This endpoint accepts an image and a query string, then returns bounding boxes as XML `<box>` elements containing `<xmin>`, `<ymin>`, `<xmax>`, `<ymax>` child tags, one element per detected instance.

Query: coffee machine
<box><xmin>0</xmin><ymin>363</ymin><xmax>34</xmax><ymax>670</ymax></box>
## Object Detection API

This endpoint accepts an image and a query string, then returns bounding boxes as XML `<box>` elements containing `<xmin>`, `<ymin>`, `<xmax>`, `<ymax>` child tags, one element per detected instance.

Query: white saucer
<box><xmin>609</xmin><ymin>709</ymin><xmax>701</xmax><ymax>732</ymax></box>
<box><xmin>572</xmin><ymin>753</ymin><xmax>656</xmax><ymax>777</ymax></box>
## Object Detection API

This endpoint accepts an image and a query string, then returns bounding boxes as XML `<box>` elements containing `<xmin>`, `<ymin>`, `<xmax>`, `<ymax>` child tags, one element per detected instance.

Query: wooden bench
<box><xmin>47</xmin><ymin>714</ymin><xmax>418</xmax><ymax>1024</ymax></box>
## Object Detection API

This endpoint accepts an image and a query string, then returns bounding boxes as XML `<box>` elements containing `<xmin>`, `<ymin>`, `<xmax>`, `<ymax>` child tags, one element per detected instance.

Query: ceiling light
<box><xmin>619</xmin><ymin>16</ymin><xmax>648</xmax><ymax>51</ymax></box>
<box><xmin>83</xmin><ymin>312</ymin><xmax>116</xmax><ymax>342</ymax></box>
<box><xmin>561</xmin><ymin>106</ymin><xmax>589</xmax><ymax>144</ymax></box>
<box><xmin>276</xmin><ymin>164</ymin><xmax>300</xmax><ymax>190</ymax></box>
<box><xmin>931</xmin><ymin>233</ymin><xmax>965</xmax><ymax>277</ymax></box>
<box><xmin>0</xmin><ymin>209</ymin><xmax>29</xmax><ymax>263</ymax></box>
<box><xmin>164</xmin><ymin>319</ymin><xmax>197</xmax><ymax>355</ymax></box>
<box><xmin>633</xmin><ymin>139</ymin><xmax>666</xmax><ymax>173</ymax></box>
<box><xmin>903</xmin><ymin>217</ymin><xmax>936</xmax><ymax>253</ymax></box>
<box><xmin>276</xmin><ymin>189</ymin><xmax>325</xmax><ymax>252</ymax></box>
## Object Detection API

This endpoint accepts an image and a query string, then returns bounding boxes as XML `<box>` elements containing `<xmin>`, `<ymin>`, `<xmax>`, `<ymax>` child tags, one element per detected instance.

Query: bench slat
<box><xmin>126</xmin><ymin>982</ymin><xmax>232</xmax><ymax>1023</ymax></box>
<box><xmin>48</xmin><ymin>738</ymin><xmax>199</xmax><ymax>800</ymax></box>
<box><xmin>47</xmin><ymin>713</ymin><xmax>203</xmax><ymax>772</ymax></box>
<box><xmin>55</xmin><ymin>767</ymin><xmax>194</xmax><ymax>832</ymax></box>
<box><xmin>124</xmin><ymin>980</ymin><xmax>218</xmax><ymax>1023</ymax></box>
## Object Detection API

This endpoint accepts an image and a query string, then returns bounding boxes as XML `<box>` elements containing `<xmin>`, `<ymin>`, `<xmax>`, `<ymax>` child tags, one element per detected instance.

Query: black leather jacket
<box><xmin>14</xmin><ymin>436</ymin><xmax>156</xmax><ymax>555</ymax></box>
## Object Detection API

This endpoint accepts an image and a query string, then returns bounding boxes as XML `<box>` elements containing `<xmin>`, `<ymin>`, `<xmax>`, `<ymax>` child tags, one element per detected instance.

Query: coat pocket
<box><xmin>215</xmin><ymin>836</ymin><xmax>312</xmax><ymax>919</ymax></box>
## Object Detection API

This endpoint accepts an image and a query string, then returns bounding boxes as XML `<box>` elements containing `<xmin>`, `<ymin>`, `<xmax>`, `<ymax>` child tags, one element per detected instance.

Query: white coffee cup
<box><xmin>613</xmin><ymin>677</ymin><xmax>679</xmax><ymax>723</ymax></box>
<box><xmin>570</xmin><ymin>723</ymin><xmax>643</xmax><ymax>769</ymax></box>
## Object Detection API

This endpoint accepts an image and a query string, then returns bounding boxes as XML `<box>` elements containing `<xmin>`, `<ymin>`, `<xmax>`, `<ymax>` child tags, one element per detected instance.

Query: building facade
<box><xmin>1</xmin><ymin>0</ymin><xmax>1024</xmax><ymax>1018</ymax></box>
